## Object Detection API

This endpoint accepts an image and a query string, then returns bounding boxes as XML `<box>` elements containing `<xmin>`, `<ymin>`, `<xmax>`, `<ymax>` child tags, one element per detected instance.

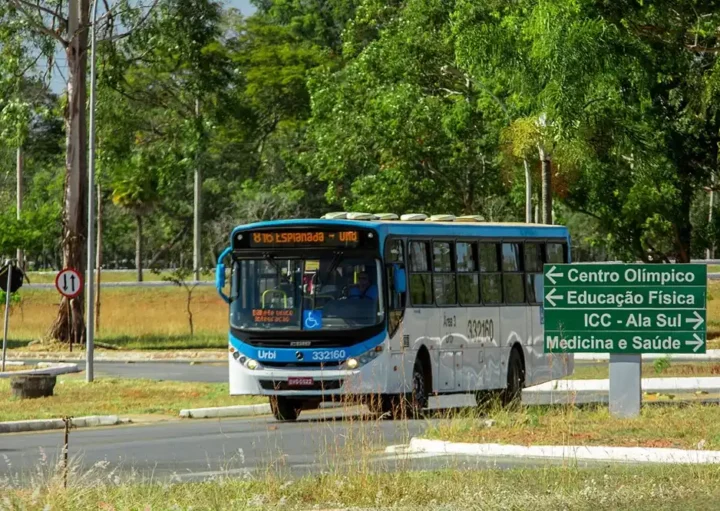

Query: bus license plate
<box><xmin>288</xmin><ymin>377</ymin><xmax>314</xmax><ymax>387</ymax></box>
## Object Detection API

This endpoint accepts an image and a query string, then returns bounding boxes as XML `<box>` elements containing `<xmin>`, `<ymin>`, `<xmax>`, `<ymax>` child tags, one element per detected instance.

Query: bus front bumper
<box><xmin>228</xmin><ymin>352</ymin><xmax>398</xmax><ymax>397</ymax></box>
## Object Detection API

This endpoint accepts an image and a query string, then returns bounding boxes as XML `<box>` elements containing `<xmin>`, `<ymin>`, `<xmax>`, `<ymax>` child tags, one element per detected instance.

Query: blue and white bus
<box><xmin>215</xmin><ymin>213</ymin><xmax>573</xmax><ymax>421</ymax></box>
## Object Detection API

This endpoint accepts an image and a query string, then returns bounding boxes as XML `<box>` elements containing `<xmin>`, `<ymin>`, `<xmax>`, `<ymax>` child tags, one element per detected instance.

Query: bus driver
<box><xmin>348</xmin><ymin>271</ymin><xmax>378</xmax><ymax>300</ymax></box>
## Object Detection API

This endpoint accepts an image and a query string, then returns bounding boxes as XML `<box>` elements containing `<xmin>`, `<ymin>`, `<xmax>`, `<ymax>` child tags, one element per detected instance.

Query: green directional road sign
<box><xmin>543</xmin><ymin>263</ymin><xmax>707</xmax><ymax>354</ymax></box>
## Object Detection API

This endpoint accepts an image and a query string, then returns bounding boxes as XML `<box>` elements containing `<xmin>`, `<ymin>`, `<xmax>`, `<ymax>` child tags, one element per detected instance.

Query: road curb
<box><xmin>574</xmin><ymin>350</ymin><xmax>720</xmax><ymax>362</ymax></box>
<box><xmin>178</xmin><ymin>401</ymin><xmax>349</xmax><ymax>419</ymax></box>
<box><xmin>0</xmin><ymin>415</ymin><xmax>126</xmax><ymax>434</ymax></box>
<box><xmin>8</xmin><ymin>356</ymin><xmax>226</xmax><ymax>364</ymax></box>
<box><xmin>387</xmin><ymin>438</ymin><xmax>720</xmax><ymax>464</ymax></box>
<box><xmin>0</xmin><ymin>362</ymin><xmax>80</xmax><ymax>378</ymax></box>
<box><xmin>179</xmin><ymin>404</ymin><xmax>271</xmax><ymax>418</ymax></box>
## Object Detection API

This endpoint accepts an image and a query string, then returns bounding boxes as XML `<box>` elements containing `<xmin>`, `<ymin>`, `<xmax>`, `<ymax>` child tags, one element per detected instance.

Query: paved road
<box><xmin>1</xmin><ymin>410</ymin><xmax>592</xmax><ymax>485</ymax></box>
<box><xmin>20</xmin><ymin>360</ymin><xmax>228</xmax><ymax>383</ymax></box>
<box><xmin>34</xmin><ymin>359</ymin><xmax>612</xmax><ymax>383</ymax></box>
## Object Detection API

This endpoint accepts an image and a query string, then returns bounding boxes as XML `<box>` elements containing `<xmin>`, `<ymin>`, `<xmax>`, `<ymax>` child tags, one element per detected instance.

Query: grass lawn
<box><xmin>427</xmin><ymin>402</ymin><xmax>720</xmax><ymax>450</ymax></box>
<box><xmin>0</xmin><ymin>373</ymin><xmax>264</xmax><ymax>422</ymax></box>
<box><xmin>568</xmin><ymin>361</ymin><xmax>720</xmax><ymax>380</ymax></box>
<box><xmin>6</xmin><ymin>286</ymin><xmax>227</xmax><ymax>350</ymax></box>
<box><xmin>7</xmin><ymin>465</ymin><xmax>720</xmax><ymax>510</ymax></box>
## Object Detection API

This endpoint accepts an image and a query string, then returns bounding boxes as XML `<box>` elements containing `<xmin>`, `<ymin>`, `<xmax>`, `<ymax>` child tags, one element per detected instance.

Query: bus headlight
<box><xmin>246</xmin><ymin>359</ymin><xmax>260</xmax><ymax>370</ymax></box>
<box><xmin>344</xmin><ymin>345</ymin><xmax>383</xmax><ymax>369</ymax></box>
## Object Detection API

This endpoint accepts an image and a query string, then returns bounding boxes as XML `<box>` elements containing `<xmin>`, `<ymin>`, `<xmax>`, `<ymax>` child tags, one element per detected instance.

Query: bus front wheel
<box><xmin>270</xmin><ymin>396</ymin><xmax>301</xmax><ymax>421</ymax></box>
<box><xmin>501</xmin><ymin>348</ymin><xmax>525</xmax><ymax>406</ymax></box>
<box><xmin>370</xmin><ymin>359</ymin><xmax>428</xmax><ymax>419</ymax></box>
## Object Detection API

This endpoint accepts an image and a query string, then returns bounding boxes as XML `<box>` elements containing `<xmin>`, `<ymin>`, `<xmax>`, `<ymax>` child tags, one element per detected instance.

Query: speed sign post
<box><xmin>55</xmin><ymin>268</ymin><xmax>83</xmax><ymax>299</ymax></box>
<box><xmin>55</xmin><ymin>268</ymin><xmax>84</xmax><ymax>356</ymax></box>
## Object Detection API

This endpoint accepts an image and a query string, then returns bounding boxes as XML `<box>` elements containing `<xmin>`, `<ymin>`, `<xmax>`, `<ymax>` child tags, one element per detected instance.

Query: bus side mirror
<box><xmin>393</xmin><ymin>266</ymin><xmax>406</xmax><ymax>294</ymax></box>
<box><xmin>216</xmin><ymin>246</ymin><xmax>232</xmax><ymax>304</ymax></box>
<box><xmin>215</xmin><ymin>263</ymin><xmax>226</xmax><ymax>290</ymax></box>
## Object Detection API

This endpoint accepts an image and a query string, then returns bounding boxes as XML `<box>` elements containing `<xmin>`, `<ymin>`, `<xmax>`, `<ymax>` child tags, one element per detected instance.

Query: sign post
<box><xmin>543</xmin><ymin>263</ymin><xmax>707</xmax><ymax>417</ymax></box>
<box><xmin>55</xmin><ymin>268</ymin><xmax>86</xmax><ymax>374</ymax></box>
<box><xmin>0</xmin><ymin>261</ymin><xmax>24</xmax><ymax>372</ymax></box>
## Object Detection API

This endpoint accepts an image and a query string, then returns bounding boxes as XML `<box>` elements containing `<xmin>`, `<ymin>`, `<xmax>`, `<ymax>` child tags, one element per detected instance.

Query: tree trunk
<box><xmin>523</xmin><ymin>158</ymin><xmax>532</xmax><ymax>223</ymax></box>
<box><xmin>539</xmin><ymin>148</ymin><xmax>552</xmax><ymax>225</ymax></box>
<box><xmin>47</xmin><ymin>0</ymin><xmax>89</xmax><ymax>344</ymax></box>
<box><xmin>674</xmin><ymin>183</ymin><xmax>694</xmax><ymax>263</ymax></box>
<box><xmin>186</xmin><ymin>289</ymin><xmax>194</xmax><ymax>337</ymax></box>
<box><xmin>95</xmin><ymin>184</ymin><xmax>102</xmax><ymax>331</ymax></box>
<box><xmin>136</xmin><ymin>214</ymin><xmax>143</xmax><ymax>282</ymax></box>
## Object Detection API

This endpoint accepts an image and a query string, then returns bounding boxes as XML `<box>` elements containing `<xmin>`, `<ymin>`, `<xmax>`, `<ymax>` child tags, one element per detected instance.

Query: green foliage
<box><xmin>653</xmin><ymin>356</ymin><xmax>672</xmax><ymax>375</ymax></box>
<box><xmin>0</xmin><ymin>291</ymin><xmax>21</xmax><ymax>308</ymax></box>
<box><xmin>3</xmin><ymin>0</ymin><xmax>720</xmax><ymax>270</ymax></box>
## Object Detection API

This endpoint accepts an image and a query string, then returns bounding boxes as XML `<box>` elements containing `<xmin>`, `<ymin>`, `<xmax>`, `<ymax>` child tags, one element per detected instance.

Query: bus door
<box><xmin>407</xmin><ymin>241</ymin><xmax>440</xmax><ymax>390</ymax></box>
<box><xmin>432</xmin><ymin>241</ymin><xmax>461</xmax><ymax>392</ymax></box>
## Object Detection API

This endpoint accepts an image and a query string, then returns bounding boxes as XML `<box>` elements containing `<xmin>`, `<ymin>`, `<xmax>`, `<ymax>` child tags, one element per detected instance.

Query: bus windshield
<box><xmin>231</xmin><ymin>256</ymin><xmax>384</xmax><ymax>331</ymax></box>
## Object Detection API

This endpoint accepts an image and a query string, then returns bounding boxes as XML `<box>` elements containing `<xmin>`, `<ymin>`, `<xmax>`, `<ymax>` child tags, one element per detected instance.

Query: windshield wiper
<box><xmin>315</xmin><ymin>251</ymin><xmax>344</xmax><ymax>289</ymax></box>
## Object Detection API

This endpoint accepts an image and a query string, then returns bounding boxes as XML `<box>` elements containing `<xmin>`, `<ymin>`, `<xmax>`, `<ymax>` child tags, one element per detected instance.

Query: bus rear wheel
<box><xmin>270</xmin><ymin>396</ymin><xmax>301</xmax><ymax>421</ymax></box>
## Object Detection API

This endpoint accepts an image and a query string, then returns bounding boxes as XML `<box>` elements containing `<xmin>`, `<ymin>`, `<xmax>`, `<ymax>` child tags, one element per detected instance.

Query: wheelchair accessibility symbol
<box><xmin>303</xmin><ymin>310</ymin><xmax>323</xmax><ymax>330</ymax></box>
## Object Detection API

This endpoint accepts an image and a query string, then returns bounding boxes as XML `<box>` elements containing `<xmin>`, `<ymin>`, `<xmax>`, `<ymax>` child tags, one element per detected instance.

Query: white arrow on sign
<box><xmin>685</xmin><ymin>310</ymin><xmax>704</xmax><ymax>331</ymax></box>
<box><xmin>686</xmin><ymin>334</ymin><xmax>704</xmax><ymax>353</ymax></box>
<box><xmin>545</xmin><ymin>266</ymin><xmax>564</xmax><ymax>285</ymax></box>
<box><xmin>545</xmin><ymin>288</ymin><xmax>563</xmax><ymax>307</ymax></box>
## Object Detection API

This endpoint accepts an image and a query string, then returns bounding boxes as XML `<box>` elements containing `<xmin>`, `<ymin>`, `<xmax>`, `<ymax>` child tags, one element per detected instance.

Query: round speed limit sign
<box><xmin>55</xmin><ymin>268</ymin><xmax>83</xmax><ymax>299</ymax></box>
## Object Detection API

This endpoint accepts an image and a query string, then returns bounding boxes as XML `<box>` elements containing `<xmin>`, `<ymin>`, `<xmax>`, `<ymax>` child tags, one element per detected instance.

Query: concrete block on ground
<box><xmin>179</xmin><ymin>404</ymin><xmax>271</xmax><ymax>419</ymax></box>
<box><xmin>0</xmin><ymin>415</ymin><xmax>121</xmax><ymax>434</ymax></box>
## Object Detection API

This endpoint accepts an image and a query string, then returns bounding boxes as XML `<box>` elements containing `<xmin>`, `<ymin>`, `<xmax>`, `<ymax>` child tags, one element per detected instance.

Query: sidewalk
<box><xmin>387</xmin><ymin>437</ymin><xmax>720</xmax><ymax>464</ymax></box>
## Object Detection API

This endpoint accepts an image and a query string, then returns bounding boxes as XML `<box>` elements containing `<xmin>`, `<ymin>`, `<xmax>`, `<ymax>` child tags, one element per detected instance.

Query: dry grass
<box><xmin>25</xmin><ymin>270</ymin><xmax>213</xmax><ymax>284</ymax></box>
<box><xmin>568</xmin><ymin>362</ymin><xmax>720</xmax><ymax>380</ymax></box>
<box><xmin>5</xmin><ymin>464</ymin><xmax>720</xmax><ymax>510</ymax></box>
<box><xmin>6</xmin><ymin>287</ymin><xmax>227</xmax><ymax>350</ymax></box>
<box><xmin>427</xmin><ymin>402</ymin><xmax>720</xmax><ymax>449</ymax></box>
<box><xmin>0</xmin><ymin>373</ymin><xmax>263</xmax><ymax>422</ymax></box>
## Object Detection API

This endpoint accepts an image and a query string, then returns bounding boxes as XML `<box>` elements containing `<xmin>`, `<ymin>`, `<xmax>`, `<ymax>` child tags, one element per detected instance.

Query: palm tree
<box><xmin>111</xmin><ymin>156</ymin><xmax>159</xmax><ymax>282</ymax></box>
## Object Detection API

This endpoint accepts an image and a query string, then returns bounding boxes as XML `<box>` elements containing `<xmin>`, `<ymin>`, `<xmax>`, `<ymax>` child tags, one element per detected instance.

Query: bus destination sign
<box><xmin>543</xmin><ymin>263</ymin><xmax>707</xmax><ymax>354</ymax></box>
<box><xmin>243</xmin><ymin>230</ymin><xmax>363</xmax><ymax>248</ymax></box>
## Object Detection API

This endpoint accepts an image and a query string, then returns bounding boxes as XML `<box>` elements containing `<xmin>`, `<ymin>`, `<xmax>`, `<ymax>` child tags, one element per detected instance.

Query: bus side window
<box><xmin>502</xmin><ymin>242</ymin><xmax>525</xmax><ymax>304</ymax></box>
<box><xmin>409</xmin><ymin>241</ymin><xmax>433</xmax><ymax>306</ymax></box>
<box><xmin>479</xmin><ymin>243</ymin><xmax>502</xmax><ymax>304</ymax></box>
<box><xmin>433</xmin><ymin>241</ymin><xmax>456</xmax><ymax>305</ymax></box>
<box><xmin>525</xmin><ymin>242</ymin><xmax>544</xmax><ymax>304</ymax></box>
<box><xmin>546</xmin><ymin>243</ymin><xmax>567</xmax><ymax>263</ymax></box>
<box><xmin>457</xmin><ymin>242</ymin><xmax>480</xmax><ymax>305</ymax></box>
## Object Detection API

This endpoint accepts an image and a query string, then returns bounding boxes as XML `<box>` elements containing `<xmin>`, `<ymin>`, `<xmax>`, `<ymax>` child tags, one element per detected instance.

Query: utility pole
<box><xmin>95</xmin><ymin>183</ymin><xmax>102</xmax><ymax>332</ymax></box>
<box><xmin>523</xmin><ymin>158</ymin><xmax>532</xmax><ymax>223</ymax></box>
<box><xmin>85</xmin><ymin>0</ymin><xmax>100</xmax><ymax>383</ymax></box>
<box><xmin>193</xmin><ymin>98</ymin><xmax>202</xmax><ymax>281</ymax></box>
<box><xmin>16</xmin><ymin>147</ymin><xmax>23</xmax><ymax>269</ymax></box>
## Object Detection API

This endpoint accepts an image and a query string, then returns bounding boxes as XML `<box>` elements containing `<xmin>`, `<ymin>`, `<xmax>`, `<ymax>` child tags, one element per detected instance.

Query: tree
<box><xmin>110</xmin><ymin>156</ymin><xmax>159</xmax><ymax>282</ymax></box>
<box><xmin>2</xmin><ymin>0</ymin><xmax>161</xmax><ymax>343</ymax></box>
<box><xmin>307</xmin><ymin>0</ymin><xmax>506</xmax><ymax>217</ymax></box>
